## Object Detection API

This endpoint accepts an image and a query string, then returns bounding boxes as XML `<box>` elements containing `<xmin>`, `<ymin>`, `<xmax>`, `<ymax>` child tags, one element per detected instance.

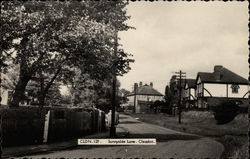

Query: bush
<box><xmin>161</xmin><ymin>107</ymin><xmax>172</xmax><ymax>114</ymax></box>
<box><xmin>211</xmin><ymin>100</ymin><xmax>239</xmax><ymax>124</ymax></box>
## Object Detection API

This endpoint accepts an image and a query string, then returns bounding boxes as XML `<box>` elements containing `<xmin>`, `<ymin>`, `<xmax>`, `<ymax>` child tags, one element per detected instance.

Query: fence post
<box><xmin>43</xmin><ymin>110</ymin><xmax>50</xmax><ymax>143</ymax></box>
<box><xmin>98</xmin><ymin>109</ymin><xmax>102</xmax><ymax>132</ymax></box>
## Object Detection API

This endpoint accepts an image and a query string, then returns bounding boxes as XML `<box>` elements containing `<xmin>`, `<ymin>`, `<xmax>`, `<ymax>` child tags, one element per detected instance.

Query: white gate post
<box><xmin>43</xmin><ymin>110</ymin><xmax>50</xmax><ymax>143</ymax></box>
<box><xmin>99</xmin><ymin>109</ymin><xmax>102</xmax><ymax>132</ymax></box>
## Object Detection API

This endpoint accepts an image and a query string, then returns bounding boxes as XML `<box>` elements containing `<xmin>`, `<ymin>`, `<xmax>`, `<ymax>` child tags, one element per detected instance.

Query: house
<box><xmin>0</xmin><ymin>88</ymin><xmax>9</xmax><ymax>106</ymax></box>
<box><xmin>1</xmin><ymin>89</ymin><xmax>34</xmax><ymax>106</ymax></box>
<box><xmin>127</xmin><ymin>82</ymin><xmax>164</xmax><ymax>113</ymax></box>
<box><xmin>0</xmin><ymin>72</ymin><xmax>61</xmax><ymax>107</ymax></box>
<box><xmin>195</xmin><ymin>65</ymin><xmax>249</xmax><ymax>109</ymax></box>
<box><xmin>183</xmin><ymin>79</ymin><xmax>196</xmax><ymax>109</ymax></box>
<box><xmin>1</xmin><ymin>73</ymin><xmax>12</xmax><ymax>106</ymax></box>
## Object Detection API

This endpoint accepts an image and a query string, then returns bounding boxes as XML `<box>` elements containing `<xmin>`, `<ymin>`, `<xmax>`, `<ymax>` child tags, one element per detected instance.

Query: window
<box><xmin>231</xmin><ymin>85</ymin><xmax>240</xmax><ymax>94</ymax></box>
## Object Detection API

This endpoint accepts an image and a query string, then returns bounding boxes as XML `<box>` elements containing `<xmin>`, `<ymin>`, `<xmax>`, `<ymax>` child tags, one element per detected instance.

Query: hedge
<box><xmin>0</xmin><ymin>106</ymin><xmax>106</xmax><ymax>146</ymax></box>
<box><xmin>0</xmin><ymin>107</ymin><xmax>45</xmax><ymax>146</ymax></box>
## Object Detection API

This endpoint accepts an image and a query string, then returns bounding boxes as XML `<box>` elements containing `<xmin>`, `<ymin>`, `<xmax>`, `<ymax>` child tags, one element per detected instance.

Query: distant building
<box><xmin>127</xmin><ymin>82</ymin><xmax>164</xmax><ymax>113</ymax></box>
<box><xmin>0</xmin><ymin>72</ymin><xmax>61</xmax><ymax>107</ymax></box>
<box><xmin>0</xmin><ymin>88</ymin><xmax>9</xmax><ymax>106</ymax></box>
<box><xmin>1</xmin><ymin>73</ymin><xmax>12</xmax><ymax>106</ymax></box>
<box><xmin>183</xmin><ymin>79</ymin><xmax>196</xmax><ymax>109</ymax></box>
<box><xmin>195</xmin><ymin>65</ymin><xmax>249</xmax><ymax>109</ymax></box>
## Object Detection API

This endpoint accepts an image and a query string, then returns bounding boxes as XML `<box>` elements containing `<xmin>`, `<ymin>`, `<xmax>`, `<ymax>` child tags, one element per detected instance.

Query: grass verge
<box><xmin>128</xmin><ymin>111</ymin><xmax>248</xmax><ymax>158</ymax></box>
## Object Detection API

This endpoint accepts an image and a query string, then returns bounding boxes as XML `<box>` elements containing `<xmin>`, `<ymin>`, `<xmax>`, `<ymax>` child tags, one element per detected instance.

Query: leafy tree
<box><xmin>95</xmin><ymin>79</ymin><xmax>113</xmax><ymax>108</ymax></box>
<box><xmin>67</xmin><ymin>68</ymin><xmax>115</xmax><ymax>108</ymax></box>
<box><xmin>1</xmin><ymin>1</ymin><xmax>133</xmax><ymax>108</ymax></box>
<box><xmin>60</xmin><ymin>94</ymin><xmax>72</xmax><ymax>105</ymax></box>
<box><xmin>120</xmin><ymin>88</ymin><xmax>130</xmax><ymax>97</ymax></box>
<box><xmin>118</xmin><ymin>88</ymin><xmax>130</xmax><ymax>106</ymax></box>
<box><xmin>164</xmin><ymin>85</ymin><xmax>173</xmax><ymax>106</ymax></box>
<box><xmin>68</xmin><ymin>70</ymin><xmax>99</xmax><ymax>107</ymax></box>
<box><xmin>26</xmin><ymin>77</ymin><xmax>62</xmax><ymax>106</ymax></box>
<box><xmin>1</xmin><ymin>65</ymin><xmax>63</xmax><ymax>106</ymax></box>
<box><xmin>169</xmin><ymin>75</ymin><xmax>179</xmax><ymax>107</ymax></box>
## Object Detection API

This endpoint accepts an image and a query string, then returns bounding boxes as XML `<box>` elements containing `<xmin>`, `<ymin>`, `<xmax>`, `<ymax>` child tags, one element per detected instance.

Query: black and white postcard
<box><xmin>0</xmin><ymin>1</ymin><xmax>249</xmax><ymax>158</ymax></box>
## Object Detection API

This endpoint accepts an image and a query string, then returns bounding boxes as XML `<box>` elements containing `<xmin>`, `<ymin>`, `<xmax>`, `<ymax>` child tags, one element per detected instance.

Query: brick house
<box><xmin>127</xmin><ymin>82</ymin><xmax>164</xmax><ymax>113</ymax></box>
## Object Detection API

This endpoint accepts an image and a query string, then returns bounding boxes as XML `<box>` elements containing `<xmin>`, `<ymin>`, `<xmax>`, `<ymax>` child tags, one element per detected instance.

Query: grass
<box><xmin>216</xmin><ymin>135</ymin><xmax>248</xmax><ymax>158</ymax></box>
<box><xmin>128</xmin><ymin>111</ymin><xmax>248</xmax><ymax>158</ymax></box>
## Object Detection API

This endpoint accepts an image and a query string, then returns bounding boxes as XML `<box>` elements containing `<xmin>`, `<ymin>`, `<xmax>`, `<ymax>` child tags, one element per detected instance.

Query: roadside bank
<box><xmin>127</xmin><ymin>112</ymin><xmax>248</xmax><ymax>158</ymax></box>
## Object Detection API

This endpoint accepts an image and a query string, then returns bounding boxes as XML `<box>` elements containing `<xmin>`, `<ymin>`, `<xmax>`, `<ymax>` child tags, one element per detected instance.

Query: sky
<box><xmin>118</xmin><ymin>1</ymin><xmax>249</xmax><ymax>94</ymax></box>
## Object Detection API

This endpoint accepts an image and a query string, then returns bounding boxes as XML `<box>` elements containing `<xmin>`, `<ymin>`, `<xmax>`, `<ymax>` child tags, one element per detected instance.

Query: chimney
<box><xmin>134</xmin><ymin>83</ymin><xmax>138</xmax><ymax>94</ymax></box>
<box><xmin>214</xmin><ymin>65</ymin><xmax>223</xmax><ymax>81</ymax></box>
<box><xmin>150</xmin><ymin>82</ymin><xmax>153</xmax><ymax>87</ymax></box>
<box><xmin>139</xmin><ymin>81</ymin><xmax>143</xmax><ymax>87</ymax></box>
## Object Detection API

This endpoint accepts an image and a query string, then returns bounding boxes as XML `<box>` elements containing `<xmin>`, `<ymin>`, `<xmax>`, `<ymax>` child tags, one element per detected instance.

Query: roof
<box><xmin>197</xmin><ymin>66</ymin><xmax>249</xmax><ymax>85</ymax></box>
<box><xmin>127</xmin><ymin>85</ymin><xmax>163</xmax><ymax>96</ymax></box>
<box><xmin>185</xmin><ymin>79</ymin><xmax>196</xmax><ymax>88</ymax></box>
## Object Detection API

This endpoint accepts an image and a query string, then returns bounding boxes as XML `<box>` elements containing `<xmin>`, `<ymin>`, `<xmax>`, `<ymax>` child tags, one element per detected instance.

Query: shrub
<box><xmin>211</xmin><ymin>100</ymin><xmax>239</xmax><ymax>124</ymax></box>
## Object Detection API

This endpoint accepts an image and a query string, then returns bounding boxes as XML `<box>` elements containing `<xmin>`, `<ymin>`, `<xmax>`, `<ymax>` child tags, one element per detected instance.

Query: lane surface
<box><xmin>23</xmin><ymin>114</ymin><xmax>224</xmax><ymax>158</ymax></box>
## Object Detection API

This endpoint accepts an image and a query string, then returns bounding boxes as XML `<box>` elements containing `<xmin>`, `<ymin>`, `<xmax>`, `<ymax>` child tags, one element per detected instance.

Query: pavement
<box><xmin>2</xmin><ymin>113</ymin><xmax>225</xmax><ymax>158</ymax></box>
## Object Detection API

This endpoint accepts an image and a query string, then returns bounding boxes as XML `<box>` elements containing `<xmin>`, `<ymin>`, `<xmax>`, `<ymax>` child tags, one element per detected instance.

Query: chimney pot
<box><xmin>150</xmin><ymin>82</ymin><xmax>153</xmax><ymax>87</ymax></box>
<box><xmin>139</xmin><ymin>81</ymin><xmax>142</xmax><ymax>87</ymax></box>
<box><xmin>134</xmin><ymin>83</ymin><xmax>138</xmax><ymax>93</ymax></box>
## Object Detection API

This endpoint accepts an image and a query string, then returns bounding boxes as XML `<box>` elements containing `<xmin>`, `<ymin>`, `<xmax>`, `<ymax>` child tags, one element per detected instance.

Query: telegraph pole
<box><xmin>133</xmin><ymin>83</ymin><xmax>137</xmax><ymax>113</ymax></box>
<box><xmin>110</xmin><ymin>30</ymin><xmax>118</xmax><ymax>138</ymax></box>
<box><xmin>174</xmin><ymin>70</ymin><xmax>186</xmax><ymax>124</ymax></box>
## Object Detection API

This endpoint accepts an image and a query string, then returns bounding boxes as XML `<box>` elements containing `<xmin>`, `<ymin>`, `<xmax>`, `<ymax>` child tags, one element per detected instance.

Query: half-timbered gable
<box><xmin>195</xmin><ymin>65</ymin><xmax>249</xmax><ymax>109</ymax></box>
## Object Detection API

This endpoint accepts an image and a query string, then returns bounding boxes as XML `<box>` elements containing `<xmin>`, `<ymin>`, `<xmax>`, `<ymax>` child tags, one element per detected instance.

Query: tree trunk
<box><xmin>38</xmin><ymin>68</ymin><xmax>61</xmax><ymax>109</ymax></box>
<box><xmin>9</xmin><ymin>74</ymin><xmax>31</xmax><ymax>108</ymax></box>
<box><xmin>38</xmin><ymin>93</ymin><xmax>46</xmax><ymax>111</ymax></box>
<box><xmin>38</xmin><ymin>74</ymin><xmax>45</xmax><ymax>109</ymax></box>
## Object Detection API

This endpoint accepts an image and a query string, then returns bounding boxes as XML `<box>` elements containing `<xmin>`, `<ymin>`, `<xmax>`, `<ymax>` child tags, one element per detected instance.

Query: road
<box><xmin>23</xmin><ymin>114</ymin><xmax>224</xmax><ymax>158</ymax></box>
